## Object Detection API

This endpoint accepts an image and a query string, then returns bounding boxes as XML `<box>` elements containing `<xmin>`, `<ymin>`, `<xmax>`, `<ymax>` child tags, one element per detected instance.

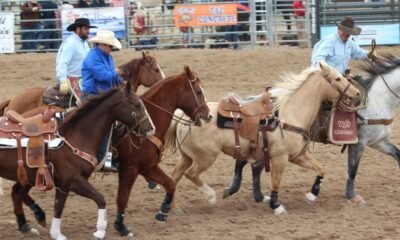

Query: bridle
<box><xmin>142</xmin><ymin>74</ymin><xmax>206</xmax><ymax>125</ymax></box>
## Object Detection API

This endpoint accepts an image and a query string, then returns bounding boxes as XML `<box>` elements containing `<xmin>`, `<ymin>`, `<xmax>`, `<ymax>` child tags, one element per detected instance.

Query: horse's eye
<box><xmin>335</xmin><ymin>78</ymin><xmax>341</xmax><ymax>81</ymax></box>
<box><xmin>154</xmin><ymin>68</ymin><xmax>159</xmax><ymax>72</ymax></box>
<box><xmin>134</xmin><ymin>102</ymin><xmax>141</xmax><ymax>108</ymax></box>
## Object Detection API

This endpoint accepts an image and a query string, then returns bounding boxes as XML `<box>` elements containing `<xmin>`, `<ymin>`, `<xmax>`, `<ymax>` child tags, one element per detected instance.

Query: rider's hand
<box><xmin>367</xmin><ymin>50</ymin><xmax>377</xmax><ymax>61</ymax></box>
<box><xmin>32</xmin><ymin>6</ymin><xmax>39</xmax><ymax>11</ymax></box>
<box><xmin>59</xmin><ymin>80</ymin><xmax>70</xmax><ymax>95</ymax></box>
<box><xmin>115</xmin><ymin>67</ymin><xmax>123</xmax><ymax>76</ymax></box>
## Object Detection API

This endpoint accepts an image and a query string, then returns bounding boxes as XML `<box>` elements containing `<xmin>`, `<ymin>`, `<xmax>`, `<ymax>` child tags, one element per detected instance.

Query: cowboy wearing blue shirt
<box><xmin>81</xmin><ymin>30</ymin><xmax>124</xmax><ymax>95</ymax></box>
<box><xmin>311</xmin><ymin>16</ymin><xmax>376</xmax><ymax>75</ymax></box>
<box><xmin>81</xmin><ymin>29</ymin><xmax>124</xmax><ymax>171</ymax></box>
<box><xmin>56</xmin><ymin>18</ymin><xmax>97</xmax><ymax>94</ymax></box>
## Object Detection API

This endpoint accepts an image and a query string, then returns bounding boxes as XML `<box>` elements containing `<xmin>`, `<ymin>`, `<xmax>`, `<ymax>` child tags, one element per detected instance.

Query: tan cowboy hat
<box><xmin>88</xmin><ymin>30</ymin><xmax>122</xmax><ymax>49</ymax></box>
<box><xmin>336</xmin><ymin>16</ymin><xmax>361</xmax><ymax>36</ymax></box>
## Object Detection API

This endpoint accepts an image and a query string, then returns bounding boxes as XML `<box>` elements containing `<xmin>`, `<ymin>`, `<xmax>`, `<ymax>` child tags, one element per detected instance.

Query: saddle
<box><xmin>217</xmin><ymin>90</ymin><xmax>277</xmax><ymax>172</ymax></box>
<box><xmin>42</xmin><ymin>77</ymin><xmax>82</xmax><ymax>109</ymax></box>
<box><xmin>0</xmin><ymin>109</ymin><xmax>58</xmax><ymax>191</ymax></box>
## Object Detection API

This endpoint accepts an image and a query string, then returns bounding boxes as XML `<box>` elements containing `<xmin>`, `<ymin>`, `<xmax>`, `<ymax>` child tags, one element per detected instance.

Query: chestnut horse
<box><xmin>113</xmin><ymin>65</ymin><xmax>212</xmax><ymax>237</ymax></box>
<box><xmin>0</xmin><ymin>86</ymin><xmax>155</xmax><ymax>239</ymax></box>
<box><xmin>164</xmin><ymin>62</ymin><xmax>362</xmax><ymax>216</ymax></box>
<box><xmin>0</xmin><ymin>51</ymin><xmax>165</xmax><ymax>115</ymax></box>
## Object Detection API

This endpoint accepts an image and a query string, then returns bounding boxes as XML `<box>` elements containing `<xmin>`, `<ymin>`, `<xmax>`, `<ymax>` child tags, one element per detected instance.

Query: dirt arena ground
<box><xmin>0</xmin><ymin>46</ymin><xmax>399</xmax><ymax>240</ymax></box>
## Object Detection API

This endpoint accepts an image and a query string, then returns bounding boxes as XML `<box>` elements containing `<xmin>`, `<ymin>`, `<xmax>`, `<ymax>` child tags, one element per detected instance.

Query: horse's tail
<box><xmin>0</xmin><ymin>99</ymin><xmax>10</xmax><ymax>116</ymax></box>
<box><xmin>164</xmin><ymin>115</ymin><xmax>181</xmax><ymax>154</ymax></box>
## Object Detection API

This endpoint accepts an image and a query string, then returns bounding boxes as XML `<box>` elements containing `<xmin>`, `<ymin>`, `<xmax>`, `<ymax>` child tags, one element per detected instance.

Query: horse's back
<box><xmin>7</xmin><ymin>87</ymin><xmax>46</xmax><ymax>114</ymax></box>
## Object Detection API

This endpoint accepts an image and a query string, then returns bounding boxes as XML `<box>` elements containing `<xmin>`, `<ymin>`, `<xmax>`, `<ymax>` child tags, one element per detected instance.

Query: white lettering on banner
<box><xmin>198</xmin><ymin>15</ymin><xmax>236</xmax><ymax>24</ymax></box>
<box><xmin>0</xmin><ymin>13</ymin><xmax>15</xmax><ymax>53</ymax></box>
<box><xmin>337</xmin><ymin>120</ymin><xmax>351</xmax><ymax>129</ymax></box>
<box><xmin>209</xmin><ymin>6</ymin><xmax>224</xmax><ymax>15</ymax></box>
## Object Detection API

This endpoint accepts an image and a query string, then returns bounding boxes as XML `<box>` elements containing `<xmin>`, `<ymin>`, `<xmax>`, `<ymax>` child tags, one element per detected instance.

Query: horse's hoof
<box><xmin>29</xmin><ymin>228</ymin><xmax>40</xmax><ymax>236</ymax></box>
<box><xmin>148</xmin><ymin>182</ymin><xmax>160</xmax><ymax>190</ymax></box>
<box><xmin>92</xmin><ymin>230</ymin><xmax>106</xmax><ymax>239</ymax></box>
<box><xmin>38</xmin><ymin>219</ymin><xmax>47</xmax><ymax>228</ymax></box>
<box><xmin>305</xmin><ymin>192</ymin><xmax>317</xmax><ymax>205</ymax></box>
<box><xmin>114</xmin><ymin>222</ymin><xmax>132</xmax><ymax>237</ymax></box>
<box><xmin>262</xmin><ymin>196</ymin><xmax>271</xmax><ymax>203</ymax></box>
<box><xmin>208</xmin><ymin>195</ymin><xmax>217</xmax><ymax>205</ymax></box>
<box><xmin>349</xmin><ymin>195</ymin><xmax>366</xmax><ymax>208</ymax></box>
<box><xmin>273</xmin><ymin>205</ymin><xmax>288</xmax><ymax>218</ymax></box>
<box><xmin>50</xmin><ymin>232</ymin><xmax>67</xmax><ymax>240</ymax></box>
<box><xmin>155</xmin><ymin>212</ymin><xmax>168</xmax><ymax>222</ymax></box>
<box><xmin>222</xmin><ymin>188</ymin><xmax>231</xmax><ymax>199</ymax></box>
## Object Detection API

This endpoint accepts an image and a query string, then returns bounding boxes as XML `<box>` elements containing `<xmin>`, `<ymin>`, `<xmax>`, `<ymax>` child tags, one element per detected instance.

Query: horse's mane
<box><xmin>357</xmin><ymin>54</ymin><xmax>400</xmax><ymax>92</ymax></box>
<box><xmin>273</xmin><ymin>67</ymin><xmax>319</xmax><ymax>111</ymax></box>
<box><xmin>59</xmin><ymin>89</ymin><xmax>120</xmax><ymax>135</ymax></box>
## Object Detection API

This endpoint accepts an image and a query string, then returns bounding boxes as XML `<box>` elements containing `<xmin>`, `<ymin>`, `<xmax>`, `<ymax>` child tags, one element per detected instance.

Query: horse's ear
<box><xmin>142</xmin><ymin>50</ymin><xmax>151</xmax><ymax>63</ymax></box>
<box><xmin>184</xmin><ymin>65</ymin><xmax>192</xmax><ymax>79</ymax></box>
<box><xmin>318</xmin><ymin>61</ymin><xmax>331</xmax><ymax>78</ymax></box>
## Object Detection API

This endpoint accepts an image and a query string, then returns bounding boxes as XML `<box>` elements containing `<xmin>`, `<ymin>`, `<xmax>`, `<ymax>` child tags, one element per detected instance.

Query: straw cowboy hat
<box><xmin>67</xmin><ymin>18</ymin><xmax>97</xmax><ymax>31</ymax></box>
<box><xmin>336</xmin><ymin>16</ymin><xmax>361</xmax><ymax>36</ymax></box>
<box><xmin>88</xmin><ymin>30</ymin><xmax>122</xmax><ymax>49</ymax></box>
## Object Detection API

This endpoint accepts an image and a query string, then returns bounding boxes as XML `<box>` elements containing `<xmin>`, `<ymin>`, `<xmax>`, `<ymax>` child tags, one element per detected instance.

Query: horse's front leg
<box><xmin>50</xmin><ymin>188</ymin><xmax>69</xmax><ymax>240</ymax></box>
<box><xmin>69</xmin><ymin>178</ymin><xmax>107</xmax><ymax>240</ymax></box>
<box><xmin>290</xmin><ymin>152</ymin><xmax>325</xmax><ymax>204</ymax></box>
<box><xmin>143</xmin><ymin>166</ymin><xmax>176</xmax><ymax>222</ymax></box>
<box><xmin>223</xmin><ymin>159</ymin><xmax>247</xmax><ymax>199</ymax></box>
<box><xmin>269</xmin><ymin>153</ymin><xmax>289</xmax><ymax>216</ymax></box>
<box><xmin>346</xmin><ymin>141</ymin><xmax>367</xmax><ymax>206</ymax></box>
<box><xmin>251</xmin><ymin>161</ymin><xmax>270</xmax><ymax>202</ymax></box>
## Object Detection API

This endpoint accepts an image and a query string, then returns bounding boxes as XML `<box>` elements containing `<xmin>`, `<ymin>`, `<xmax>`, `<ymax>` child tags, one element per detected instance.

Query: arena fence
<box><xmin>0</xmin><ymin>0</ymin><xmax>399</xmax><ymax>53</ymax></box>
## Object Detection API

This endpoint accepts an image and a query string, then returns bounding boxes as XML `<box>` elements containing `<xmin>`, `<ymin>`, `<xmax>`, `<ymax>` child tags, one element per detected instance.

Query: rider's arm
<box><xmin>86</xmin><ymin>54</ymin><xmax>120</xmax><ymax>83</ymax></box>
<box><xmin>351</xmin><ymin>41</ymin><xmax>368</xmax><ymax>60</ymax></box>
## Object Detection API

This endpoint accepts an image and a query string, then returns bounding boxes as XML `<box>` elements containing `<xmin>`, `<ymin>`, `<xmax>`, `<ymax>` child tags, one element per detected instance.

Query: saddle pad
<box><xmin>0</xmin><ymin>137</ymin><xmax>63</xmax><ymax>149</ymax></box>
<box><xmin>217</xmin><ymin>113</ymin><xmax>242</xmax><ymax>129</ymax></box>
<box><xmin>328</xmin><ymin>109</ymin><xmax>358</xmax><ymax>144</ymax></box>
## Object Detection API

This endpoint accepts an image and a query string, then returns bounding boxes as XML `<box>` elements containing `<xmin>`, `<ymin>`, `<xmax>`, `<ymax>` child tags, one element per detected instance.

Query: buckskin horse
<box><xmin>113</xmin><ymin>65</ymin><xmax>212</xmax><ymax>237</ymax></box>
<box><xmin>164</xmin><ymin>62</ymin><xmax>362</xmax><ymax>216</ymax></box>
<box><xmin>226</xmin><ymin>54</ymin><xmax>400</xmax><ymax>207</ymax></box>
<box><xmin>0</xmin><ymin>84</ymin><xmax>155</xmax><ymax>240</ymax></box>
<box><xmin>0</xmin><ymin>51</ymin><xmax>164</xmax><ymax>115</ymax></box>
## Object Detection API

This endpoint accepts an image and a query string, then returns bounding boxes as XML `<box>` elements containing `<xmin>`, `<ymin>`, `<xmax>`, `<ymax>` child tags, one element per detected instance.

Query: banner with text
<box><xmin>174</xmin><ymin>4</ymin><xmax>237</xmax><ymax>27</ymax></box>
<box><xmin>61</xmin><ymin>7</ymin><xmax>125</xmax><ymax>40</ymax></box>
<box><xmin>320</xmin><ymin>23</ymin><xmax>400</xmax><ymax>45</ymax></box>
<box><xmin>0</xmin><ymin>12</ymin><xmax>15</xmax><ymax>53</ymax></box>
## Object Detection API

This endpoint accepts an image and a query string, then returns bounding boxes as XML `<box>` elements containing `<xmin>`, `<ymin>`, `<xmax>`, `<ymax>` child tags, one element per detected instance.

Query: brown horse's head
<box><xmin>120</xmin><ymin>51</ymin><xmax>164</xmax><ymax>93</ymax></box>
<box><xmin>176</xmin><ymin>65</ymin><xmax>212</xmax><ymax>126</ymax></box>
<box><xmin>59</xmin><ymin>88</ymin><xmax>154</xmax><ymax>138</ymax></box>
<box><xmin>121</xmin><ymin>86</ymin><xmax>155</xmax><ymax>137</ymax></box>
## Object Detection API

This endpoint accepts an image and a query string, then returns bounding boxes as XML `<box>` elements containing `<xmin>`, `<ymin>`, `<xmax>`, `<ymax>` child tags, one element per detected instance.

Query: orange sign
<box><xmin>174</xmin><ymin>4</ymin><xmax>237</xmax><ymax>27</ymax></box>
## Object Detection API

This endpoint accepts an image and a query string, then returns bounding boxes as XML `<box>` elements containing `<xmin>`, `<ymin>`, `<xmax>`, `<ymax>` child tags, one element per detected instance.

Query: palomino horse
<box><xmin>0</xmin><ymin>51</ymin><xmax>164</xmax><ymax>115</ymax></box>
<box><xmin>0</xmin><ymin>85</ymin><xmax>155</xmax><ymax>239</ymax></box>
<box><xmin>165</xmin><ymin>62</ymin><xmax>362</xmax><ymax>215</ymax></box>
<box><xmin>225</xmin><ymin>54</ymin><xmax>400</xmax><ymax>206</ymax></box>
<box><xmin>113</xmin><ymin>65</ymin><xmax>212</xmax><ymax>237</ymax></box>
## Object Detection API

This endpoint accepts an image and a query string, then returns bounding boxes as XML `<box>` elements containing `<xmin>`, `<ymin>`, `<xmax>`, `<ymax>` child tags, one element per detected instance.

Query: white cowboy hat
<box><xmin>89</xmin><ymin>30</ymin><xmax>122</xmax><ymax>49</ymax></box>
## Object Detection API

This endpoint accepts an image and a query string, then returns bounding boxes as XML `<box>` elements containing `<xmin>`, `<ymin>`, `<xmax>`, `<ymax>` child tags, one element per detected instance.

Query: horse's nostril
<box><xmin>208</xmin><ymin>114</ymin><xmax>213</xmax><ymax>120</ymax></box>
<box><xmin>357</xmin><ymin>92</ymin><xmax>360</xmax><ymax>96</ymax></box>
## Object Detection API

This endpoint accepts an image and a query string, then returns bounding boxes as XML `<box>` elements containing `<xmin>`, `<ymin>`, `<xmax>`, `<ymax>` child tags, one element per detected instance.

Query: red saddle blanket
<box><xmin>328</xmin><ymin>109</ymin><xmax>358</xmax><ymax>144</ymax></box>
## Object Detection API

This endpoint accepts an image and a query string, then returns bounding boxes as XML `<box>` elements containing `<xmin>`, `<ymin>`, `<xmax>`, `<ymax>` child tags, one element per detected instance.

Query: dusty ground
<box><xmin>0</xmin><ymin>46</ymin><xmax>399</xmax><ymax>240</ymax></box>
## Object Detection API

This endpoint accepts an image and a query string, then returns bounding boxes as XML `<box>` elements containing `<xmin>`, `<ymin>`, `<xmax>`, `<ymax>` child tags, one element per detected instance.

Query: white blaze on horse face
<box><xmin>157</xmin><ymin>63</ymin><xmax>166</xmax><ymax>79</ymax></box>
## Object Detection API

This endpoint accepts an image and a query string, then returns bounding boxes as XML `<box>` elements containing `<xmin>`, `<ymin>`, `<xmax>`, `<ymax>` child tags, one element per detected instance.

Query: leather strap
<box><xmin>281</xmin><ymin>122</ymin><xmax>310</xmax><ymax>156</ymax></box>
<box><xmin>16</xmin><ymin>134</ymin><xmax>28</xmax><ymax>186</ymax></box>
<box><xmin>62</xmin><ymin>137</ymin><xmax>97</xmax><ymax>167</ymax></box>
<box><xmin>260</xmin><ymin>125</ymin><xmax>270</xmax><ymax>172</ymax></box>
<box><xmin>365</xmin><ymin>118</ymin><xmax>393</xmax><ymax>125</ymax></box>
<box><xmin>232</xmin><ymin>112</ymin><xmax>242</xmax><ymax>159</ymax></box>
<box><xmin>147</xmin><ymin>135</ymin><xmax>163</xmax><ymax>150</ymax></box>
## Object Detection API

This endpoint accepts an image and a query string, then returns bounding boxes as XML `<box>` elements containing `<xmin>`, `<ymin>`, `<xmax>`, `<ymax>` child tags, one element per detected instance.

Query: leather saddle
<box><xmin>217</xmin><ymin>91</ymin><xmax>277</xmax><ymax>171</ymax></box>
<box><xmin>0</xmin><ymin>109</ymin><xmax>58</xmax><ymax>191</ymax></box>
<box><xmin>42</xmin><ymin>77</ymin><xmax>82</xmax><ymax>109</ymax></box>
